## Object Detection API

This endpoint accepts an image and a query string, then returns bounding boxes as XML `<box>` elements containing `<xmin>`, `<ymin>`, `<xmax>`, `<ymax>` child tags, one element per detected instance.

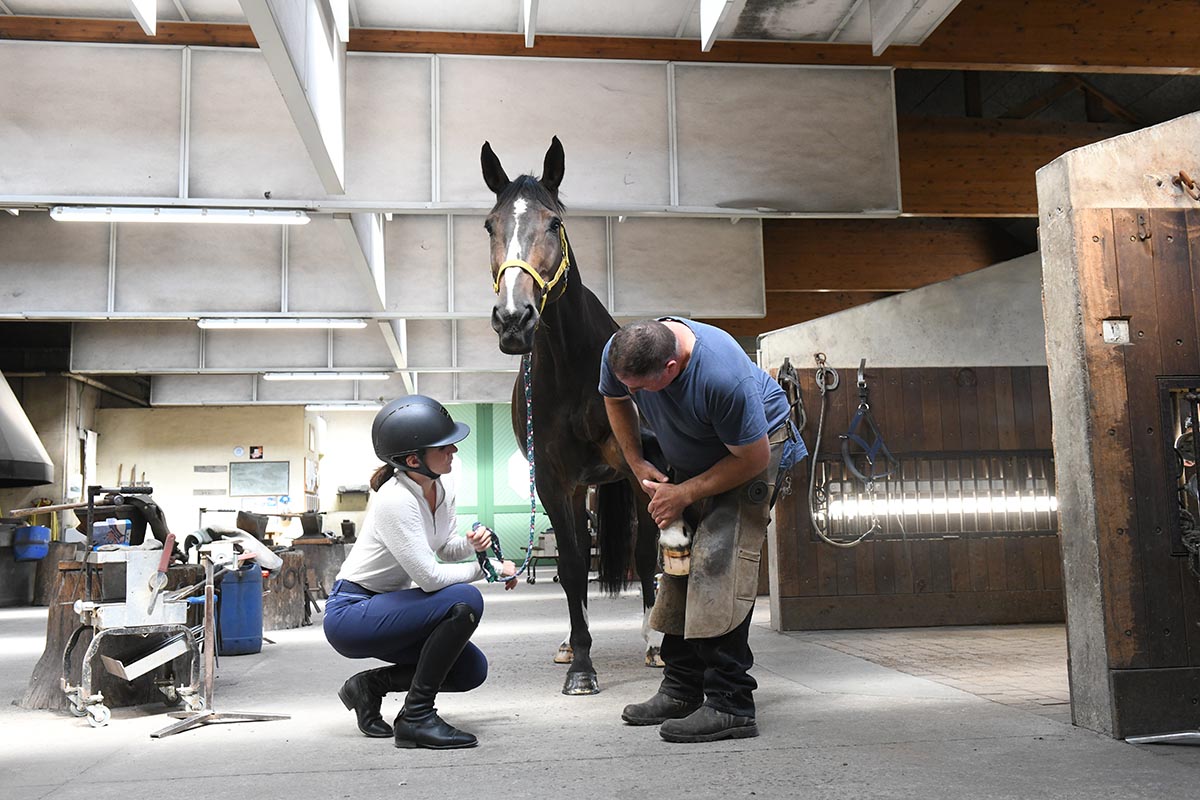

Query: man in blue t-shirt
<box><xmin>599</xmin><ymin>317</ymin><xmax>806</xmax><ymax>743</ymax></box>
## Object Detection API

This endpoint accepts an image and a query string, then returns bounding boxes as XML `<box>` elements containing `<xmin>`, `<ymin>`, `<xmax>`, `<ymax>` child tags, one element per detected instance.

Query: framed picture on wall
<box><xmin>304</xmin><ymin>457</ymin><xmax>319</xmax><ymax>494</ymax></box>
<box><xmin>229</xmin><ymin>461</ymin><xmax>289</xmax><ymax>497</ymax></box>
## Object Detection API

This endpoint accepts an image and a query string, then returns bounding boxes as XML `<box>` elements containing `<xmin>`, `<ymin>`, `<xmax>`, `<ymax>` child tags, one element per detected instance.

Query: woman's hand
<box><xmin>500</xmin><ymin>559</ymin><xmax>518</xmax><ymax>591</ymax></box>
<box><xmin>467</xmin><ymin>524</ymin><xmax>493</xmax><ymax>553</ymax></box>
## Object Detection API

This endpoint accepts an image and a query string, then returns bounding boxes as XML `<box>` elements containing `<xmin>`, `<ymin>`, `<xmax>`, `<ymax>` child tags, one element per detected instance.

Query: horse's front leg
<box><xmin>633</xmin><ymin>483</ymin><xmax>665</xmax><ymax>668</ymax></box>
<box><xmin>548</xmin><ymin>487</ymin><xmax>599</xmax><ymax>695</ymax></box>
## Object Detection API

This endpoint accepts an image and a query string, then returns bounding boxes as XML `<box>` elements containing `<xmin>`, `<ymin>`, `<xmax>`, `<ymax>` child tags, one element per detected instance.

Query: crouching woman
<box><xmin>323</xmin><ymin>395</ymin><xmax>515</xmax><ymax>749</ymax></box>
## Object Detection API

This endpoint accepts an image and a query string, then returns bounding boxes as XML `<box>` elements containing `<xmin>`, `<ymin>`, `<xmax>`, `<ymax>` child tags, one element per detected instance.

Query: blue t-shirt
<box><xmin>599</xmin><ymin>318</ymin><xmax>791</xmax><ymax>477</ymax></box>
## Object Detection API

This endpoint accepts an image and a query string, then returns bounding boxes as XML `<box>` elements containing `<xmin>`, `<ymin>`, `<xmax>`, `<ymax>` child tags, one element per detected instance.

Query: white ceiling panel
<box><xmin>150</xmin><ymin>373</ymin><xmax>256</xmax><ymax>404</ymax></box>
<box><xmin>113</xmin><ymin>224</ymin><xmax>282</xmax><ymax>312</ymax></box>
<box><xmin>674</xmin><ymin>64</ymin><xmax>898</xmax><ymax>213</ymax></box>
<box><xmin>385</xmin><ymin>215</ymin><xmax>450</xmax><ymax>314</ymax></box>
<box><xmin>353</xmin><ymin>0</ymin><xmax>518</xmax><ymax>32</ymax></box>
<box><xmin>413</xmin><ymin>372</ymin><xmax>454</xmax><ymax>402</ymax></box>
<box><xmin>72</xmin><ymin>321</ymin><xmax>201</xmax><ymax>372</ymax></box>
<box><xmin>6</xmin><ymin>0</ymin><xmax>182</xmax><ymax>20</ymax></box>
<box><xmin>456</xmin><ymin>318</ymin><xmax>523</xmax><ymax>371</ymax></box>
<box><xmin>894</xmin><ymin>0</ymin><xmax>963</xmax><ymax>45</ymax></box>
<box><xmin>254</xmin><ymin>377</ymin><xmax>357</xmax><ymax>402</ymax></box>
<box><xmin>450</xmin><ymin>215</ymin><xmax>498</xmax><ymax>315</ymax></box>
<box><xmin>187</xmin><ymin>47</ymin><xmax>328</xmax><ymax>199</ymax></box>
<box><xmin>344</xmin><ymin>54</ymin><xmax>433</xmax><ymax>201</ymax></box>
<box><xmin>0</xmin><ymin>42</ymin><xmax>182</xmax><ymax>197</ymax></box>
<box><xmin>0</xmin><ymin>213</ymin><xmax>110</xmax><ymax>314</ymax></box>
<box><xmin>438</xmin><ymin>56</ymin><xmax>672</xmax><ymax>207</ymax></box>
<box><xmin>331</xmin><ymin>325</ymin><xmax>395</xmax><ymax>368</ymax></box>
<box><xmin>405</xmin><ymin>319</ymin><xmax>452</xmax><ymax>368</ymax></box>
<box><xmin>611</xmin><ymin>217</ymin><xmax>763</xmax><ymax>318</ymax></box>
<box><xmin>175</xmin><ymin>0</ymin><xmax>243</xmax><ymax>23</ymax></box>
<box><xmin>288</xmin><ymin>217</ymin><xmax>379</xmax><ymax>312</ymax></box>
<box><xmin>453</xmin><ymin>372</ymin><xmax>517</xmax><ymax>404</ymax></box>
<box><xmin>538</xmin><ymin>0</ymin><xmax>690</xmax><ymax>37</ymax></box>
<box><xmin>556</xmin><ymin>217</ymin><xmax>610</xmax><ymax>301</ymax></box>
<box><xmin>731</xmin><ymin>0</ymin><xmax>857</xmax><ymax>40</ymax></box>
<box><xmin>202</xmin><ymin>329</ymin><xmax>329</xmax><ymax>369</ymax></box>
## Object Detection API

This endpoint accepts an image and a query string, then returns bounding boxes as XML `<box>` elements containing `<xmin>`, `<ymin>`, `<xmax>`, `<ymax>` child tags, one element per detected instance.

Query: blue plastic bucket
<box><xmin>14</xmin><ymin>526</ymin><xmax>51</xmax><ymax>562</ymax></box>
<box><xmin>217</xmin><ymin>563</ymin><xmax>264</xmax><ymax>655</ymax></box>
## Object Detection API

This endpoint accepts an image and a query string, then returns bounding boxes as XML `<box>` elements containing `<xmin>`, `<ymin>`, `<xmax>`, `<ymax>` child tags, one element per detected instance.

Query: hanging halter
<box><xmin>492</xmin><ymin>225</ymin><xmax>571</xmax><ymax>313</ymax></box>
<box><xmin>840</xmin><ymin>359</ymin><xmax>899</xmax><ymax>484</ymax></box>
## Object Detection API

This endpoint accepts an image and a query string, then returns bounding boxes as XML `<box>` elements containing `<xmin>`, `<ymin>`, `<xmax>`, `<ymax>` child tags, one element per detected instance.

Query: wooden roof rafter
<box><xmin>2</xmin><ymin>1</ymin><xmax>1200</xmax><ymax>75</ymax></box>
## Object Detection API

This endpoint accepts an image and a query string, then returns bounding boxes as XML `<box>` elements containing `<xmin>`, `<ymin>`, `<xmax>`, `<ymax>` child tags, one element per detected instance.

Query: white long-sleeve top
<box><xmin>335</xmin><ymin>471</ymin><xmax>487</xmax><ymax>593</ymax></box>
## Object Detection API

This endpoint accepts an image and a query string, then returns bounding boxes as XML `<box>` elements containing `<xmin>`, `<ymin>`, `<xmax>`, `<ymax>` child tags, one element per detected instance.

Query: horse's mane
<box><xmin>497</xmin><ymin>174</ymin><xmax>566</xmax><ymax>215</ymax></box>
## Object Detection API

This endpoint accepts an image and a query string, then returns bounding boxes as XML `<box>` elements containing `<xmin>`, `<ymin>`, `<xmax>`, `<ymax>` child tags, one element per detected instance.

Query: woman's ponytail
<box><xmin>369</xmin><ymin>463</ymin><xmax>395</xmax><ymax>492</ymax></box>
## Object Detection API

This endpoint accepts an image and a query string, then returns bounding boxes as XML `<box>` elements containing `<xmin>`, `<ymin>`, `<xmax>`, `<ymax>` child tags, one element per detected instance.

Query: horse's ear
<box><xmin>540</xmin><ymin>136</ymin><xmax>565</xmax><ymax>196</ymax></box>
<box><xmin>481</xmin><ymin>141</ymin><xmax>510</xmax><ymax>195</ymax></box>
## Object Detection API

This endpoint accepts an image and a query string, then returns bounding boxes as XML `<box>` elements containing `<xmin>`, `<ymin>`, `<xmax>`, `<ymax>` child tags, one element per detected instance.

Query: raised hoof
<box><xmin>553</xmin><ymin>643</ymin><xmax>574</xmax><ymax>664</ymax></box>
<box><xmin>562</xmin><ymin>671</ymin><xmax>600</xmax><ymax>695</ymax></box>
<box><xmin>645</xmin><ymin>646</ymin><xmax>665</xmax><ymax>668</ymax></box>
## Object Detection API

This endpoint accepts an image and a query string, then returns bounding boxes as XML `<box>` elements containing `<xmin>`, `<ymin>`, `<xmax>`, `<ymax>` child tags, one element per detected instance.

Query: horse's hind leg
<box><xmin>634</xmin><ymin>491</ymin><xmax>664</xmax><ymax>667</ymax></box>
<box><xmin>549</xmin><ymin>487</ymin><xmax>599</xmax><ymax>695</ymax></box>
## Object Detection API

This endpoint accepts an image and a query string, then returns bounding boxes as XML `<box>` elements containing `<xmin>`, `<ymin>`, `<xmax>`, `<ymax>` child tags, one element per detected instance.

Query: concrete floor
<box><xmin>2</xmin><ymin>581</ymin><xmax>1199</xmax><ymax>800</ymax></box>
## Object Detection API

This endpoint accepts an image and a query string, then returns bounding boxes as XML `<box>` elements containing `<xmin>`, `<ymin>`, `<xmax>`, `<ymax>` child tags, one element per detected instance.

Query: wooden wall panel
<box><xmin>764</xmin><ymin>218</ymin><xmax>1029</xmax><ymax>291</ymax></box>
<box><xmin>898</xmin><ymin>117</ymin><xmax>1137</xmax><ymax>216</ymax></box>
<box><xmin>774</xmin><ymin>365</ymin><xmax>1064</xmax><ymax>630</ymax></box>
<box><xmin>1075</xmin><ymin>209</ymin><xmax>1149</xmax><ymax>669</ymax></box>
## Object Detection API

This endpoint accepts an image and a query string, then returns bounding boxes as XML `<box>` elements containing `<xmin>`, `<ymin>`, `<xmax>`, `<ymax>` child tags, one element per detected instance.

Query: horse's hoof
<box><xmin>553</xmin><ymin>643</ymin><xmax>573</xmax><ymax>664</ymax></box>
<box><xmin>562</xmin><ymin>672</ymin><xmax>600</xmax><ymax>695</ymax></box>
<box><xmin>645</xmin><ymin>646</ymin><xmax>665</xmax><ymax>668</ymax></box>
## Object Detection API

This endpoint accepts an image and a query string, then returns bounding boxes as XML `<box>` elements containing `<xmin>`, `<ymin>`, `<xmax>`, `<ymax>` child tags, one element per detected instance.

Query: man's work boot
<box><xmin>659</xmin><ymin>705</ymin><xmax>758</xmax><ymax>743</ymax></box>
<box><xmin>621</xmin><ymin>691</ymin><xmax>702</xmax><ymax>726</ymax></box>
<box><xmin>338</xmin><ymin>664</ymin><xmax>414</xmax><ymax>738</ymax></box>
<box><xmin>393</xmin><ymin>603</ymin><xmax>480</xmax><ymax>750</ymax></box>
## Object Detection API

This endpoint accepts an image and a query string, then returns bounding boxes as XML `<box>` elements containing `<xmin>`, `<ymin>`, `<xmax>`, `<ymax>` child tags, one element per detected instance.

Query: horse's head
<box><xmin>480</xmin><ymin>136</ymin><xmax>568</xmax><ymax>355</ymax></box>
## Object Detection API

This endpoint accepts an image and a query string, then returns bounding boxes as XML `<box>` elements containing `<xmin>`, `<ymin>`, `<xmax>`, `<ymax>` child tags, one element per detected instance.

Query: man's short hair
<box><xmin>607</xmin><ymin>319</ymin><xmax>677</xmax><ymax>379</ymax></box>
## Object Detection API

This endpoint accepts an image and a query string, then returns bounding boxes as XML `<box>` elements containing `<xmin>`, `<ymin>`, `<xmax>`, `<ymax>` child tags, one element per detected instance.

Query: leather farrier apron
<box><xmin>650</xmin><ymin>423</ymin><xmax>791</xmax><ymax>639</ymax></box>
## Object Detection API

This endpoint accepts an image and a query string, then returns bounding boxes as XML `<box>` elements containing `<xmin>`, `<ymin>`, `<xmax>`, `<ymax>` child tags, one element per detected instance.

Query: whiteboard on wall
<box><xmin>229</xmin><ymin>461</ymin><xmax>290</xmax><ymax>496</ymax></box>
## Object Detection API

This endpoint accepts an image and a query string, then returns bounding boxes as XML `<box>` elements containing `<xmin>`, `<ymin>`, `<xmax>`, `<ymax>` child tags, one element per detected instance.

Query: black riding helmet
<box><xmin>372</xmin><ymin>395</ymin><xmax>470</xmax><ymax>477</ymax></box>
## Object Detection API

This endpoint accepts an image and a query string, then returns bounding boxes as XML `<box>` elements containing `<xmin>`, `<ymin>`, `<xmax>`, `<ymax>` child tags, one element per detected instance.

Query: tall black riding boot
<box><xmin>339</xmin><ymin>664</ymin><xmax>414</xmax><ymax>738</ymax></box>
<box><xmin>393</xmin><ymin>603</ymin><xmax>480</xmax><ymax>750</ymax></box>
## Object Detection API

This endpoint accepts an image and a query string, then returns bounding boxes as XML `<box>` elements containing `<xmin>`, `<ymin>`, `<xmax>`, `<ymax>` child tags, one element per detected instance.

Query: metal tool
<box><xmin>147</xmin><ymin>532</ymin><xmax>175</xmax><ymax>614</ymax></box>
<box><xmin>151</xmin><ymin>554</ymin><xmax>290</xmax><ymax>738</ymax></box>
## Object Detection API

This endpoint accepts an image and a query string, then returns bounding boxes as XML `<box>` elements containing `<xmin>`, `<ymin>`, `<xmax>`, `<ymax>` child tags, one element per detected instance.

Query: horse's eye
<box><xmin>548</xmin><ymin>218</ymin><xmax>561</xmax><ymax>233</ymax></box>
<box><xmin>484</xmin><ymin>220</ymin><xmax>494</xmax><ymax>235</ymax></box>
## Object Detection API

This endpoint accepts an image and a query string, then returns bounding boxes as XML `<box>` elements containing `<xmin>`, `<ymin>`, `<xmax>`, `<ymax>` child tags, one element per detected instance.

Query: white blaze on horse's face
<box><xmin>501</xmin><ymin>197</ymin><xmax>528</xmax><ymax>314</ymax></box>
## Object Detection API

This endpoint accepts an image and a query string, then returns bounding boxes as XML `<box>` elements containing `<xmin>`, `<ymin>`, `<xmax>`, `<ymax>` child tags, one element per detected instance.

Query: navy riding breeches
<box><xmin>323</xmin><ymin>580</ymin><xmax>487</xmax><ymax>691</ymax></box>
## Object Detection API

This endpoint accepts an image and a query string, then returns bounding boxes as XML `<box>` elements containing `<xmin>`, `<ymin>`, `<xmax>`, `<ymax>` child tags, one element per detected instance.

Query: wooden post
<box><xmin>1037</xmin><ymin>110</ymin><xmax>1200</xmax><ymax>738</ymax></box>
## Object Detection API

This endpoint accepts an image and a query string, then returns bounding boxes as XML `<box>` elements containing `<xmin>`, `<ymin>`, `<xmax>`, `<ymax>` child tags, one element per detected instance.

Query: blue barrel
<box><xmin>217</xmin><ymin>564</ymin><xmax>263</xmax><ymax>655</ymax></box>
<box><xmin>14</xmin><ymin>526</ymin><xmax>51</xmax><ymax>561</ymax></box>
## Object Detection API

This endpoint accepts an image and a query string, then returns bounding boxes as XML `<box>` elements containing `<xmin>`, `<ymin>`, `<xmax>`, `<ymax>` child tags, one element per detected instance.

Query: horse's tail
<box><xmin>595</xmin><ymin>480</ymin><xmax>635</xmax><ymax>596</ymax></box>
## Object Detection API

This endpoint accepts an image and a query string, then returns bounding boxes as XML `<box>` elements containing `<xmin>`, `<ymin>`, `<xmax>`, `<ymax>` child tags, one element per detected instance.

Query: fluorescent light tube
<box><xmin>50</xmin><ymin>206</ymin><xmax>310</xmax><ymax>225</ymax></box>
<box><xmin>262</xmin><ymin>372</ymin><xmax>390</xmax><ymax>381</ymax></box>
<box><xmin>198</xmin><ymin>318</ymin><xmax>368</xmax><ymax>330</ymax></box>
<box><xmin>305</xmin><ymin>403</ymin><xmax>385</xmax><ymax>411</ymax></box>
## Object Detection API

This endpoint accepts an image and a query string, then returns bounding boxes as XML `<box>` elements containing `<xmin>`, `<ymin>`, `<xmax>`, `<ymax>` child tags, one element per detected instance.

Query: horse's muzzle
<box><xmin>492</xmin><ymin>303</ymin><xmax>537</xmax><ymax>354</ymax></box>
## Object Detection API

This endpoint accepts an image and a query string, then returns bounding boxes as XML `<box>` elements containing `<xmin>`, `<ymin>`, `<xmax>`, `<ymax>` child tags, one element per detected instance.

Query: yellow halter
<box><xmin>492</xmin><ymin>225</ymin><xmax>571</xmax><ymax>313</ymax></box>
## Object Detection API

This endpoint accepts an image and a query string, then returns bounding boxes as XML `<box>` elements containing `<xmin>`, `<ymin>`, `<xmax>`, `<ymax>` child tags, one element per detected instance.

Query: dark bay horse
<box><xmin>481</xmin><ymin>136</ymin><xmax>661</xmax><ymax>695</ymax></box>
